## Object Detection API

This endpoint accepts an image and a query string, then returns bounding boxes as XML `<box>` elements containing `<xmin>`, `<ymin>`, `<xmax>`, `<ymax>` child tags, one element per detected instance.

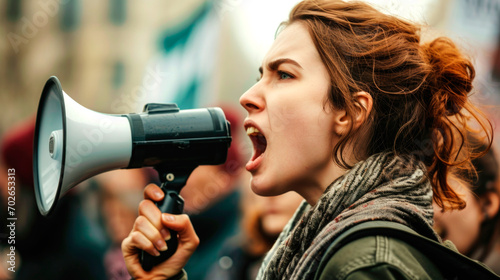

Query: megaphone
<box><xmin>33</xmin><ymin>76</ymin><xmax>231</xmax><ymax>270</ymax></box>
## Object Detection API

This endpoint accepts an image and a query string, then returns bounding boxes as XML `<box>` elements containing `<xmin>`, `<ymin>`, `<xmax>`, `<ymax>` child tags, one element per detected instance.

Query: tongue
<box><xmin>247</xmin><ymin>148</ymin><xmax>264</xmax><ymax>171</ymax></box>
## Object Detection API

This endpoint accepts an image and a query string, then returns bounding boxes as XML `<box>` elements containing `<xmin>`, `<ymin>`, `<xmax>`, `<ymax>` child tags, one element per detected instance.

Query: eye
<box><xmin>278</xmin><ymin>71</ymin><xmax>293</xmax><ymax>80</ymax></box>
<box><xmin>257</xmin><ymin>68</ymin><xmax>263</xmax><ymax>82</ymax></box>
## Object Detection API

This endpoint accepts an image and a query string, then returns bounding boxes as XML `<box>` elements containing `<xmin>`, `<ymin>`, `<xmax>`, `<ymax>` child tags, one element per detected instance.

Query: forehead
<box><xmin>263</xmin><ymin>22</ymin><xmax>321</xmax><ymax>67</ymax></box>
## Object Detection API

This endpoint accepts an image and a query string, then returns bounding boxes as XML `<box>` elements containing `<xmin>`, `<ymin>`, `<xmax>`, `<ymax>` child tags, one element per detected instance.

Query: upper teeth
<box><xmin>246</xmin><ymin>126</ymin><xmax>260</xmax><ymax>136</ymax></box>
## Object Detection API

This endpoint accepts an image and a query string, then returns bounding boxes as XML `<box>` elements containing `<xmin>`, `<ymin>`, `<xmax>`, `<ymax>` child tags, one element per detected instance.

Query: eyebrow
<box><xmin>258</xmin><ymin>58</ymin><xmax>303</xmax><ymax>75</ymax></box>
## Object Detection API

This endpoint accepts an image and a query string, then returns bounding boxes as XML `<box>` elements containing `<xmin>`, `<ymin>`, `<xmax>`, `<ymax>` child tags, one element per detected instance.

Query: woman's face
<box><xmin>239</xmin><ymin>22</ymin><xmax>342</xmax><ymax>202</ymax></box>
<box><xmin>433</xmin><ymin>180</ymin><xmax>483</xmax><ymax>254</ymax></box>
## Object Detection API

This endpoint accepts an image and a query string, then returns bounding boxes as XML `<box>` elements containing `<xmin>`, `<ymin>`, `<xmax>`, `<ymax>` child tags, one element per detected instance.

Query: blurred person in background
<box><xmin>96</xmin><ymin>169</ymin><xmax>151</xmax><ymax>280</ymax></box>
<box><xmin>434</xmin><ymin>143</ymin><xmax>500</xmax><ymax>274</ymax></box>
<box><xmin>0</xmin><ymin>117</ymin><xmax>106</xmax><ymax>280</ymax></box>
<box><xmin>206</xmin><ymin>189</ymin><xmax>304</xmax><ymax>280</ymax></box>
<box><xmin>179</xmin><ymin>105</ymin><xmax>246</xmax><ymax>280</ymax></box>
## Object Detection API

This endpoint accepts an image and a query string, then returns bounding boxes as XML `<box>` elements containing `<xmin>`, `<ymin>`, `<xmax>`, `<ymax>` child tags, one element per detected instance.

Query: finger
<box><xmin>122</xmin><ymin>232</ymin><xmax>183</xmax><ymax>280</ymax></box>
<box><xmin>133</xmin><ymin>216</ymin><xmax>169</xmax><ymax>252</ymax></box>
<box><xmin>138</xmin><ymin>200</ymin><xmax>172</xmax><ymax>241</ymax></box>
<box><xmin>162</xmin><ymin>214</ymin><xmax>200</xmax><ymax>252</ymax></box>
<box><xmin>144</xmin><ymin>184</ymin><xmax>164</xmax><ymax>201</ymax></box>
<box><xmin>122</xmin><ymin>235</ymin><xmax>144</xmax><ymax>277</ymax></box>
<box><xmin>126</xmin><ymin>230</ymin><xmax>161</xmax><ymax>258</ymax></box>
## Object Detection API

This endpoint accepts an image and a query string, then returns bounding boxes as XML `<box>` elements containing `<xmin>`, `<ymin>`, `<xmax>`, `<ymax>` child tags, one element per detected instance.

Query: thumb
<box><xmin>161</xmin><ymin>214</ymin><xmax>199</xmax><ymax>251</ymax></box>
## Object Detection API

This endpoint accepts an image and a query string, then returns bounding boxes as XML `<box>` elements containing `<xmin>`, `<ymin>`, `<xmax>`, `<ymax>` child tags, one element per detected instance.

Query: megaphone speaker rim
<box><xmin>33</xmin><ymin>76</ymin><xmax>67</xmax><ymax>216</ymax></box>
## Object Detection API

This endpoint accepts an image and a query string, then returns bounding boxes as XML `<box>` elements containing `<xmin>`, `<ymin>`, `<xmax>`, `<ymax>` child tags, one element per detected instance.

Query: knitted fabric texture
<box><xmin>256</xmin><ymin>153</ymin><xmax>439</xmax><ymax>280</ymax></box>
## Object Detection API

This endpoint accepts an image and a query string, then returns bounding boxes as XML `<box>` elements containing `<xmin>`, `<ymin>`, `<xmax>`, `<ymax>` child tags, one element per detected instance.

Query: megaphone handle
<box><xmin>140</xmin><ymin>188</ymin><xmax>184</xmax><ymax>271</ymax></box>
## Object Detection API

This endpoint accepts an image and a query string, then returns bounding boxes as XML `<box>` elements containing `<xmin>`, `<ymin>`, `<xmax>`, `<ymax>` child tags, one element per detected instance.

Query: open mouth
<box><xmin>246</xmin><ymin>126</ymin><xmax>267</xmax><ymax>170</ymax></box>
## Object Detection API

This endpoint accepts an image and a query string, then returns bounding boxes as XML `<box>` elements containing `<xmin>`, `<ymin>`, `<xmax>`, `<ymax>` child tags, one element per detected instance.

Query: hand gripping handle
<box><xmin>140</xmin><ymin>189</ymin><xmax>184</xmax><ymax>271</ymax></box>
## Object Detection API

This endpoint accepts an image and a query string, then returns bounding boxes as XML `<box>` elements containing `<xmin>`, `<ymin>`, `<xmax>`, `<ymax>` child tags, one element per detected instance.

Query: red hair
<box><xmin>285</xmin><ymin>0</ymin><xmax>493</xmax><ymax>210</ymax></box>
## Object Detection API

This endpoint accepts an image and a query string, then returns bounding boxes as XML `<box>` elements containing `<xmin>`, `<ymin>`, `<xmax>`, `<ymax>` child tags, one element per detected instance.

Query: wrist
<box><xmin>129</xmin><ymin>269</ymin><xmax>186</xmax><ymax>280</ymax></box>
<box><xmin>167</xmin><ymin>269</ymin><xmax>186</xmax><ymax>280</ymax></box>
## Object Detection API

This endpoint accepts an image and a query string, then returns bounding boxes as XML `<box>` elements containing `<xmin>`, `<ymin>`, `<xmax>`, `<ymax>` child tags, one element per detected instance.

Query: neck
<box><xmin>298</xmin><ymin>164</ymin><xmax>347</xmax><ymax>206</ymax></box>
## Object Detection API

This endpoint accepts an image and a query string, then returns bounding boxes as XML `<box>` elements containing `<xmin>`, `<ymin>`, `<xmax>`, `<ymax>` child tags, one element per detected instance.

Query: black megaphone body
<box><xmin>33</xmin><ymin>76</ymin><xmax>232</xmax><ymax>270</ymax></box>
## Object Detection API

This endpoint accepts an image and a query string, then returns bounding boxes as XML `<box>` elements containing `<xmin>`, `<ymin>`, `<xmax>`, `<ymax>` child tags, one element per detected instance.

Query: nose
<box><xmin>239</xmin><ymin>83</ymin><xmax>264</xmax><ymax>113</ymax></box>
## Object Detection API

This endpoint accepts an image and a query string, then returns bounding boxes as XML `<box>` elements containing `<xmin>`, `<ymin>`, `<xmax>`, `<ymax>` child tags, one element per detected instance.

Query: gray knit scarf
<box><xmin>256</xmin><ymin>152</ymin><xmax>439</xmax><ymax>280</ymax></box>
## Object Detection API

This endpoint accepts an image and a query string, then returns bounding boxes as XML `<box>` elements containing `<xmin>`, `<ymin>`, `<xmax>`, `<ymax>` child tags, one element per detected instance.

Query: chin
<box><xmin>250</xmin><ymin>176</ymin><xmax>287</xmax><ymax>197</ymax></box>
<box><xmin>250</xmin><ymin>183</ymin><xmax>271</xmax><ymax>196</ymax></box>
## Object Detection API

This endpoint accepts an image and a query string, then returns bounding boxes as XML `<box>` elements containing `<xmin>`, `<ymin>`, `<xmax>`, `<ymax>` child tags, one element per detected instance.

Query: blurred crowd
<box><xmin>2</xmin><ymin>0</ymin><xmax>500</xmax><ymax>279</ymax></box>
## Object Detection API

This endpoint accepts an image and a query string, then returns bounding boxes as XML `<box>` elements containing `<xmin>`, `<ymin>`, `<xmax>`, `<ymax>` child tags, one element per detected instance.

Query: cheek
<box><xmin>269</xmin><ymin>104</ymin><xmax>334</xmax><ymax>150</ymax></box>
<box><xmin>266</xmin><ymin>87</ymin><xmax>331</xmax><ymax>135</ymax></box>
<box><xmin>287</xmin><ymin>125</ymin><xmax>334</xmax><ymax>164</ymax></box>
<box><xmin>266</xmin><ymin>106</ymin><xmax>335</xmax><ymax>172</ymax></box>
<box><xmin>268</xmin><ymin>129</ymin><xmax>332</xmax><ymax>179</ymax></box>
<box><xmin>267</xmin><ymin>102</ymin><xmax>302</xmax><ymax>134</ymax></box>
<box><xmin>441</xmin><ymin>207</ymin><xmax>483</xmax><ymax>253</ymax></box>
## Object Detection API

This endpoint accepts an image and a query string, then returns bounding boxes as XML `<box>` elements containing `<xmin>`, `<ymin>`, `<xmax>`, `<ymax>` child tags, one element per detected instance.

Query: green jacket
<box><xmin>318</xmin><ymin>235</ymin><xmax>446</xmax><ymax>280</ymax></box>
<box><xmin>170</xmin><ymin>234</ymin><xmax>494</xmax><ymax>280</ymax></box>
<box><xmin>168</xmin><ymin>236</ymin><xmax>443</xmax><ymax>280</ymax></box>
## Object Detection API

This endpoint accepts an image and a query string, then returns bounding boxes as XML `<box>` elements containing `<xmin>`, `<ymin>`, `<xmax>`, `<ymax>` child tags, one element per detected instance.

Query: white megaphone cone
<box><xmin>33</xmin><ymin>76</ymin><xmax>132</xmax><ymax>216</ymax></box>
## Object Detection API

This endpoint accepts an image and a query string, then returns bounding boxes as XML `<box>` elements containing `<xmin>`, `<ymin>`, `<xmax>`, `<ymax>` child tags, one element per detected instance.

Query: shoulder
<box><xmin>318</xmin><ymin>235</ymin><xmax>444</xmax><ymax>280</ymax></box>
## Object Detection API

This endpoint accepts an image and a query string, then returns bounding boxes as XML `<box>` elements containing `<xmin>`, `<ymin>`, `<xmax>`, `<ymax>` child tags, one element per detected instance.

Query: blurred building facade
<box><xmin>0</xmin><ymin>0</ymin><xmax>256</xmax><ymax>136</ymax></box>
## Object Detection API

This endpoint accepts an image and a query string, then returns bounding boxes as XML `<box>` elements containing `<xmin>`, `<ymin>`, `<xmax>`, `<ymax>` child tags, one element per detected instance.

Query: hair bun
<box><xmin>422</xmin><ymin>37</ymin><xmax>474</xmax><ymax>116</ymax></box>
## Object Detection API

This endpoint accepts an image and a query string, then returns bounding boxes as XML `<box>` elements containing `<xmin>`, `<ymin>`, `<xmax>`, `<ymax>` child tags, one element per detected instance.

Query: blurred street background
<box><xmin>1</xmin><ymin>0</ymin><xmax>500</xmax><ymax>137</ymax></box>
<box><xmin>1</xmin><ymin>0</ymin><xmax>500</xmax><ymax>279</ymax></box>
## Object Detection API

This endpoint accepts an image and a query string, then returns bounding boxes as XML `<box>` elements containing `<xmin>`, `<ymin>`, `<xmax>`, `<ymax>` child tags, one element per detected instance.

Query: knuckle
<box><xmin>144</xmin><ymin>242</ymin><xmax>156</xmax><ymax>252</ymax></box>
<box><xmin>138</xmin><ymin>200</ymin><xmax>152</xmax><ymax>214</ymax></box>
<box><xmin>121</xmin><ymin>237</ymin><xmax>130</xmax><ymax>250</ymax></box>
<box><xmin>130</xmin><ymin>231</ymin><xmax>143</xmax><ymax>243</ymax></box>
<box><xmin>180</xmin><ymin>214</ymin><xmax>191</xmax><ymax>224</ymax></box>
<box><xmin>144</xmin><ymin>183</ymin><xmax>160</xmax><ymax>195</ymax></box>
<box><xmin>152</xmin><ymin>231</ymin><xmax>163</xmax><ymax>243</ymax></box>
<box><xmin>139</xmin><ymin>199</ymin><xmax>150</xmax><ymax>208</ymax></box>
<box><xmin>135</xmin><ymin>215</ymin><xmax>148</xmax><ymax>229</ymax></box>
<box><xmin>193</xmin><ymin>235</ymin><xmax>200</xmax><ymax>247</ymax></box>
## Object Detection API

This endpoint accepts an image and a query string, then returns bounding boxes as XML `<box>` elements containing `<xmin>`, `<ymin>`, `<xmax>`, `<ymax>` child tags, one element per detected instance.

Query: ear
<box><xmin>332</xmin><ymin>91</ymin><xmax>373</xmax><ymax>136</ymax></box>
<box><xmin>480</xmin><ymin>191</ymin><xmax>500</xmax><ymax>221</ymax></box>
<box><xmin>352</xmin><ymin>91</ymin><xmax>373</xmax><ymax>129</ymax></box>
